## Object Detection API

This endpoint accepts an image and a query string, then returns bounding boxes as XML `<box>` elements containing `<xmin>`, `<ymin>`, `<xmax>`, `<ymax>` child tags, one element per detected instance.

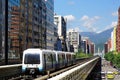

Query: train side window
<box><xmin>70</xmin><ymin>55</ymin><xmax>72</xmax><ymax>60</ymax></box>
<box><xmin>67</xmin><ymin>55</ymin><xmax>69</xmax><ymax>61</ymax></box>
<box><xmin>45</xmin><ymin>53</ymin><xmax>52</xmax><ymax>64</ymax></box>
<box><xmin>52</xmin><ymin>54</ymin><xmax>56</xmax><ymax>63</ymax></box>
<box><xmin>62</xmin><ymin>54</ymin><xmax>65</xmax><ymax>60</ymax></box>
<box><xmin>66</xmin><ymin>55</ymin><xmax>68</xmax><ymax>62</ymax></box>
<box><xmin>67</xmin><ymin>54</ymin><xmax>71</xmax><ymax>61</ymax></box>
<box><xmin>58</xmin><ymin>54</ymin><xmax>62</xmax><ymax>62</ymax></box>
<box><xmin>58</xmin><ymin>54</ymin><xmax>60</xmax><ymax>62</ymax></box>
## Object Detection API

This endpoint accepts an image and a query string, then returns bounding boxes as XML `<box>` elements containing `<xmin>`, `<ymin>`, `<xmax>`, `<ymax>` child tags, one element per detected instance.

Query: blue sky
<box><xmin>54</xmin><ymin>0</ymin><xmax>120</xmax><ymax>33</ymax></box>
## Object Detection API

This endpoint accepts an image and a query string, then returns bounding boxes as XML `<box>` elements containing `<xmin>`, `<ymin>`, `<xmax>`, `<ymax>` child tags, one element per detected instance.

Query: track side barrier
<box><xmin>47</xmin><ymin>57</ymin><xmax>99</xmax><ymax>80</ymax></box>
<box><xmin>0</xmin><ymin>64</ymin><xmax>22</xmax><ymax>79</ymax></box>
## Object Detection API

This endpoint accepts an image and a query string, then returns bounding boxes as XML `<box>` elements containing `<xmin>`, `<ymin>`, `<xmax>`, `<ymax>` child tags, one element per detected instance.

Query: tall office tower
<box><xmin>20</xmin><ymin>0</ymin><xmax>47</xmax><ymax>53</ymax></box>
<box><xmin>45</xmin><ymin>0</ymin><xmax>56</xmax><ymax>50</ymax></box>
<box><xmin>116</xmin><ymin>7</ymin><xmax>120</xmax><ymax>52</ymax></box>
<box><xmin>0</xmin><ymin>0</ymin><xmax>5</xmax><ymax>59</ymax></box>
<box><xmin>0</xmin><ymin>0</ymin><xmax>20</xmax><ymax>63</ymax></box>
<box><xmin>54</xmin><ymin>15</ymin><xmax>67</xmax><ymax>51</ymax></box>
<box><xmin>8</xmin><ymin>0</ymin><xmax>20</xmax><ymax>58</ymax></box>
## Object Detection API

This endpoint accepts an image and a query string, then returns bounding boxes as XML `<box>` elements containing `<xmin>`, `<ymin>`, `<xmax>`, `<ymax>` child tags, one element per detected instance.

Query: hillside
<box><xmin>80</xmin><ymin>28</ymin><xmax>113</xmax><ymax>52</ymax></box>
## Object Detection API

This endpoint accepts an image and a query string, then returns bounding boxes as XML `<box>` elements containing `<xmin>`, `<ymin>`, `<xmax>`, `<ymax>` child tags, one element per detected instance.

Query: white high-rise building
<box><xmin>67</xmin><ymin>29</ymin><xmax>81</xmax><ymax>52</ymax></box>
<box><xmin>54</xmin><ymin>15</ymin><xmax>67</xmax><ymax>51</ymax></box>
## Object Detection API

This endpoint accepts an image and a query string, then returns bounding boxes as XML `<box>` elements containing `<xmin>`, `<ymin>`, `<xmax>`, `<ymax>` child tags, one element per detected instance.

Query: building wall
<box><xmin>20</xmin><ymin>0</ymin><xmax>33</xmax><ymax>50</ymax></box>
<box><xmin>111</xmin><ymin>26</ymin><xmax>116</xmax><ymax>51</ymax></box>
<box><xmin>67</xmin><ymin>29</ymin><xmax>81</xmax><ymax>52</ymax></box>
<box><xmin>20</xmin><ymin>0</ymin><xmax>47</xmax><ymax>52</ymax></box>
<box><xmin>81</xmin><ymin>37</ymin><xmax>94</xmax><ymax>54</ymax></box>
<box><xmin>81</xmin><ymin>40</ymin><xmax>87</xmax><ymax>53</ymax></box>
<box><xmin>113</xmin><ymin>26</ymin><xmax>117</xmax><ymax>51</ymax></box>
<box><xmin>45</xmin><ymin>0</ymin><xmax>55</xmax><ymax>50</ymax></box>
<box><xmin>8</xmin><ymin>0</ymin><xmax>20</xmax><ymax>58</ymax></box>
<box><xmin>104</xmin><ymin>38</ymin><xmax>111</xmax><ymax>53</ymax></box>
<box><xmin>108</xmin><ymin>39</ymin><xmax>111</xmax><ymax>52</ymax></box>
<box><xmin>104</xmin><ymin>43</ymin><xmax>108</xmax><ymax>53</ymax></box>
<box><xmin>0</xmin><ymin>0</ymin><xmax>6</xmax><ymax>62</ymax></box>
<box><xmin>53</xmin><ymin>24</ymin><xmax>58</xmax><ymax>50</ymax></box>
<box><xmin>91</xmin><ymin>43</ymin><xmax>95</xmax><ymax>54</ymax></box>
<box><xmin>9</xmin><ymin>6</ymin><xmax>20</xmax><ymax>58</ymax></box>
<box><xmin>0</xmin><ymin>0</ymin><xmax>3</xmax><ymax>56</ymax></box>
<box><xmin>54</xmin><ymin>15</ymin><xmax>67</xmax><ymax>51</ymax></box>
<box><xmin>116</xmin><ymin>7</ymin><xmax>120</xmax><ymax>52</ymax></box>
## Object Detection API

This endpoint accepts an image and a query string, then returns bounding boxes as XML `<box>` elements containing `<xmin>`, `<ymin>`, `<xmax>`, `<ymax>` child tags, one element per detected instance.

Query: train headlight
<box><xmin>38</xmin><ymin>66</ymin><xmax>42</xmax><ymax>71</ymax></box>
<box><xmin>22</xmin><ymin>66</ymin><xmax>26</xmax><ymax>72</ymax></box>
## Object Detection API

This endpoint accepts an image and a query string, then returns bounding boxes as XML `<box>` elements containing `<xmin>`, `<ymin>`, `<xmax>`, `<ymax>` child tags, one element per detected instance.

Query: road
<box><xmin>102</xmin><ymin>59</ymin><xmax>120</xmax><ymax>80</ymax></box>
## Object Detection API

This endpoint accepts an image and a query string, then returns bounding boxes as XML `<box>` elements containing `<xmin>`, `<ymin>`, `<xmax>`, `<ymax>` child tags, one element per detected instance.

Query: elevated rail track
<box><xmin>0</xmin><ymin>56</ymin><xmax>101</xmax><ymax>80</ymax></box>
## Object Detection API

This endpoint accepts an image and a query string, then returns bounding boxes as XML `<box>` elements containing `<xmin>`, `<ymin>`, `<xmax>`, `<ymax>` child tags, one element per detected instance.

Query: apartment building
<box><xmin>67</xmin><ymin>29</ymin><xmax>81</xmax><ymax>52</ymax></box>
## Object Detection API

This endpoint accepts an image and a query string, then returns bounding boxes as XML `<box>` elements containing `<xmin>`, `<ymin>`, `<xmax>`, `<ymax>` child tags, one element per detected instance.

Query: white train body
<box><xmin>22</xmin><ymin>48</ymin><xmax>75</xmax><ymax>75</ymax></box>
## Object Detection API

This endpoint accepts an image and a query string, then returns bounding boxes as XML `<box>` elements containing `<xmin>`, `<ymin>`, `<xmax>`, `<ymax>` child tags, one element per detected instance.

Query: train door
<box><xmin>44</xmin><ymin>53</ymin><xmax>52</xmax><ymax>70</ymax></box>
<box><xmin>43</xmin><ymin>54</ymin><xmax>46</xmax><ymax>71</ymax></box>
<box><xmin>62</xmin><ymin>53</ymin><xmax>65</xmax><ymax>66</ymax></box>
<box><xmin>52</xmin><ymin>53</ymin><xmax>56</xmax><ymax>69</ymax></box>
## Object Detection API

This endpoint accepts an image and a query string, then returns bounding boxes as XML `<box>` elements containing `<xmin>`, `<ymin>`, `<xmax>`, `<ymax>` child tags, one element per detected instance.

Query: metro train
<box><xmin>22</xmin><ymin>48</ymin><xmax>76</xmax><ymax>75</ymax></box>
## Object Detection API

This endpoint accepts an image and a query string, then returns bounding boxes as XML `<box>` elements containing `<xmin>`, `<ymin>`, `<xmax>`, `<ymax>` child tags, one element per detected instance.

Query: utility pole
<box><xmin>5</xmin><ymin>0</ymin><xmax>8</xmax><ymax>65</ymax></box>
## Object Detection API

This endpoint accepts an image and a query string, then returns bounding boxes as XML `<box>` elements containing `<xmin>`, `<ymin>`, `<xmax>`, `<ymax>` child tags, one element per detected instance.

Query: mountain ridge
<box><xmin>80</xmin><ymin>28</ymin><xmax>114</xmax><ymax>52</ymax></box>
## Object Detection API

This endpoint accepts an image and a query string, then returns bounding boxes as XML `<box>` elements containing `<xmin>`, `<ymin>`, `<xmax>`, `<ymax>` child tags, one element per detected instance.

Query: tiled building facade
<box><xmin>0</xmin><ymin>0</ymin><xmax>56</xmax><ymax>64</ymax></box>
<box><xmin>9</xmin><ymin>6</ymin><xmax>20</xmax><ymax>58</ymax></box>
<box><xmin>20</xmin><ymin>0</ymin><xmax>47</xmax><ymax>52</ymax></box>
<box><xmin>116</xmin><ymin>7</ymin><xmax>120</xmax><ymax>52</ymax></box>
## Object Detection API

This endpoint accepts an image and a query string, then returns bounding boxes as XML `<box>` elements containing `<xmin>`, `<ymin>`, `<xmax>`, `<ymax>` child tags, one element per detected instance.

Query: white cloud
<box><xmin>74</xmin><ymin>27</ymin><xmax>82</xmax><ymax>32</ymax></box>
<box><xmin>111</xmin><ymin>21</ymin><xmax>117</xmax><ymax>27</ymax></box>
<box><xmin>67</xmin><ymin>27</ymin><xmax>82</xmax><ymax>32</ymax></box>
<box><xmin>80</xmin><ymin>15</ymin><xmax>100</xmax><ymax>32</ymax></box>
<box><xmin>112</xmin><ymin>11</ymin><xmax>118</xmax><ymax>16</ymax></box>
<box><xmin>81</xmin><ymin>15</ymin><xmax>89</xmax><ymax>21</ymax></box>
<box><xmin>64</xmin><ymin>15</ymin><xmax>75</xmax><ymax>22</ymax></box>
<box><xmin>97</xmin><ymin>21</ymin><xmax>117</xmax><ymax>33</ymax></box>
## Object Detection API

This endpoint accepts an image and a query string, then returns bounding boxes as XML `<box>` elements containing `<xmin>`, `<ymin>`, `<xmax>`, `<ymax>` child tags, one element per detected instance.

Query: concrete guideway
<box><xmin>0</xmin><ymin>64</ymin><xmax>22</xmax><ymax>79</ymax></box>
<box><xmin>47</xmin><ymin>56</ymin><xmax>100</xmax><ymax>80</ymax></box>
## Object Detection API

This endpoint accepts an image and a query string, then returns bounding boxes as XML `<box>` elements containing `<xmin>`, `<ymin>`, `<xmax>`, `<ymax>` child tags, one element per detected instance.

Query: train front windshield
<box><xmin>24</xmin><ymin>53</ymin><xmax>40</xmax><ymax>64</ymax></box>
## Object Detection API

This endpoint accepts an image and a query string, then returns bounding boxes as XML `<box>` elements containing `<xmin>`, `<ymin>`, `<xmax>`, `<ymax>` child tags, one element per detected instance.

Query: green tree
<box><xmin>104</xmin><ymin>51</ymin><xmax>120</xmax><ymax>68</ymax></box>
<box><xmin>75</xmin><ymin>49</ymin><xmax>93</xmax><ymax>58</ymax></box>
<box><xmin>114</xmin><ymin>53</ymin><xmax>120</xmax><ymax>68</ymax></box>
<box><xmin>104</xmin><ymin>51</ymin><xmax>114</xmax><ymax>62</ymax></box>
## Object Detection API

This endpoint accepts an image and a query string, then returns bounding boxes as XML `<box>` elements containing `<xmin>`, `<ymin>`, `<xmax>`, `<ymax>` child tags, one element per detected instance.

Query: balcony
<box><xmin>11</xmin><ymin>21</ymin><xmax>19</xmax><ymax>25</ymax></box>
<box><xmin>11</xmin><ymin>17</ymin><xmax>20</xmax><ymax>21</ymax></box>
